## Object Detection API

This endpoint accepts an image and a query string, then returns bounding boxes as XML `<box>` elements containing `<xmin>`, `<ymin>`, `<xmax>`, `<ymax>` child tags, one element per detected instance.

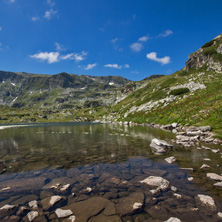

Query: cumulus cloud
<box><xmin>130</xmin><ymin>42</ymin><xmax>143</xmax><ymax>52</ymax></box>
<box><xmin>158</xmin><ymin>30</ymin><xmax>173</xmax><ymax>37</ymax></box>
<box><xmin>30</xmin><ymin>51</ymin><xmax>88</xmax><ymax>63</ymax></box>
<box><xmin>30</xmin><ymin>52</ymin><xmax>60</xmax><ymax>64</ymax></box>
<box><xmin>32</xmin><ymin>16</ymin><xmax>40</xmax><ymax>21</ymax></box>
<box><xmin>124</xmin><ymin>64</ymin><xmax>130</xmax><ymax>68</ymax></box>
<box><xmin>146</xmin><ymin>52</ymin><xmax>171</xmax><ymax>65</ymax></box>
<box><xmin>44</xmin><ymin>9</ymin><xmax>57</xmax><ymax>20</ymax></box>
<box><xmin>85</xmin><ymin>63</ymin><xmax>97</xmax><ymax>70</ymax></box>
<box><xmin>138</xmin><ymin>35</ymin><xmax>149</xmax><ymax>42</ymax></box>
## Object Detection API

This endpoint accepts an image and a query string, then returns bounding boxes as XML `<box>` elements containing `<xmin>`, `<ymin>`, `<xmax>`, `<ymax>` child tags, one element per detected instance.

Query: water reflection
<box><xmin>0</xmin><ymin>123</ymin><xmax>221</xmax><ymax>221</ymax></box>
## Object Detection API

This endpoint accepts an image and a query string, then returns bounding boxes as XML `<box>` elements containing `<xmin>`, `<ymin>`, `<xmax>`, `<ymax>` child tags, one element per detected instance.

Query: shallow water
<box><xmin>0</xmin><ymin>122</ymin><xmax>222</xmax><ymax>221</ymax></box>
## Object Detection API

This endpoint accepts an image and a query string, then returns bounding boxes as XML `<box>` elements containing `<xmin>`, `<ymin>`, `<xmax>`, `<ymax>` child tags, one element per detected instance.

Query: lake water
<box><xmin>0</xmin><ymin>122</ymin><xmax>222</xmax><ymax>221</ymax></box>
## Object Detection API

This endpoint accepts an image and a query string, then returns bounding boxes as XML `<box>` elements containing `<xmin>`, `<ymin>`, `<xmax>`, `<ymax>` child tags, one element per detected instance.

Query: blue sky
<box><xmin>0</xmin><ymin>0</ymin><xmax>222</xmax><ymax>81</ymax></box>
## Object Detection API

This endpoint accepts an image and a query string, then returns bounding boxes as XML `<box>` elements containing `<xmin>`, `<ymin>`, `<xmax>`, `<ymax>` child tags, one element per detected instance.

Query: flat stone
<box><xmin>140</xmin><ymin>176</ymin><xmax>170</xmax><ymax>191</ymax></box>
<box><xmin>116</xmin><ymin>192</ymin><xmax>144</xmax><ymax>216</ymax></box>
<box><xmin>165</xmin><ymin>217</ymin><xmax>181</xmax><ymax>222</ymax></box>
<box><xmin>196</xmin><ymin>194</ymin><xmax>216</xmax><ymax>210</ymax></box>
<box><xmin>0</xmin><ymin>204</ymin><xmax>16</xmax><ymax>211</ymax></box>
<box><xmin>165</xmin><ymin>156</ymin><xmax>176</xmax><ymax>164</ymax></box>
<box><xmin>55</xmin><ymin>208</ymin><xmax>73</xmax><ymax>218</ymax></box>
<box><xmin>197</xmin><ymin>126</ymin><xmax>211</xmax><ymax>132</ymax></box>
<box><xmin>60</xmin><ymin>184</ymin><xmax>70</xmax><ymax>191</ymax></box>
<box><xmin>27</xmin><ymin>211</ymin><xmax>39</xmax><ymax>222</ymax></box>
<box><xmin>50</xmin><ymin>195</ymin><xmax>63</xmax><ymax>206</ymax></box>
<box><xmin>214</xmin><ymin>182</ymin><xmax>222</xmax><ymax>187</ymax></box>
<box><xmin>200</xmin><ymin>164</ymin><xmax>210</xmax><ymax>169</ymax></box>
<box><xmin>207</xmin><ymin>173</ymin><xmax>222</xmax><ymax>181</ymax></box>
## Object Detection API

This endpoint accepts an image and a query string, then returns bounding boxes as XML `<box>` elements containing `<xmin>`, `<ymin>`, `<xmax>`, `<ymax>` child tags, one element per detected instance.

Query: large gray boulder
<box><xmin>150</xmin><ymin>138</ymin><xmax>173</xmax><ymax>154</ymax></box>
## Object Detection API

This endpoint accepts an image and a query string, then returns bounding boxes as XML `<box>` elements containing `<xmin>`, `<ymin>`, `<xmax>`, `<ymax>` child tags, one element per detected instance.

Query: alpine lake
<box><xmin>0</xmin><ymin>122</ymin><xmax>222</xmax><ymax>222</ymax></box>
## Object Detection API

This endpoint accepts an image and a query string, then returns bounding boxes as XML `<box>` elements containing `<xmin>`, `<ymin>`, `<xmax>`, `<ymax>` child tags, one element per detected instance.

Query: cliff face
<box><xmin>185</xmin><ymin>33</ymin><xmax>222</xmax><ymax>73</ymax></box>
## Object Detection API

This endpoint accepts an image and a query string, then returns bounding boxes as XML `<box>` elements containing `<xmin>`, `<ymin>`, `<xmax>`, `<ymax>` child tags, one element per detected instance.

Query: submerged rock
<box><xmin>27</xmin><ymin>211</ymin><xmax>39</xmax><ymax>222</ymax></box>
<box><xmin>140</xmin><ymin>176</ymin><xmax>170</xmax><ymax>191</ymax></box>
<box><xmin>150</xmin><ymin>139</ymin><xmax>173</xmax><ymax>154</ymax></box>
<box><xmin>55</xmin><ymin>208</ymin><xmax>73</xmax><ymax>218</ymax></box>
<box><xmin>207</xmin><ymin>173</ymin><xmax>222</xmax><ymax>181</ymax></box>
<box><xmin>165</xmin><ymin>156</ymin><xmax>176</xmax><ymax>164</ymax></box>
<box><xmin>196</xmin><ymin>194</ymin><xmax>216</xmax><ymax>210</ymax></box>
<box><xmin>0</xmin><ymin>204</ymin><xmax>16</xmax><ymax>211</ymax></box>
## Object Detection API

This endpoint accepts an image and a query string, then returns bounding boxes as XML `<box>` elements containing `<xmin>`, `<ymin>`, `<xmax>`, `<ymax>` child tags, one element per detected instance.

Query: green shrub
<box><xmin>170</xmin><ymin>88</ymin><xmax>190</xmax><ymax>96</ymax></box>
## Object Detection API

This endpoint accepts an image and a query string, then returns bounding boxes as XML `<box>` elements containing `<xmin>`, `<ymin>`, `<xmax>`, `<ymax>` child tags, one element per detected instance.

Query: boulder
<box><xmin>150</xmin><ymin>139</ymin><xmax>173</xmax><ymax>154</ymax></box>
<box><xmin>140</xmin><ymin>176</ymin><xmax>170</xmax><ymax>191</ymax></box>
<box><xmin>55</xmin><ymin>208</ymin><xmax>73</xmax><ymax>218</ymax></box>
<box><xmin>27</xmin><ymin>211</ymin><xmax>39</xmax><ymax>222</ymax></box>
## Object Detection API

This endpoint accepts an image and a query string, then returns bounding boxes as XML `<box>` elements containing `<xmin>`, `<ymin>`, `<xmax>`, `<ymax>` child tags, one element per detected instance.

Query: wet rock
<box><xmin>88</xmin><ymin>214</ymin><xmax>122</xmax><ymax>222</ymax></box>
<box><xmin>0</xmin><ymin>177</ymin><xmax>46</xmax><ymax>193</ymax></box>
<box><xmin>213</xmin><ymin>182</ymin><xmax>222</xmax><ymax>187</ymax></box>
<box><xmin>200</xmin><ymin>164</ymin><xmax>210</xmax><ymax>169</ymax></box>
<box><xmin>55</xmin><ymin>208</ymin><xmax>73</xmax><ymax>218</ymax></box>
<box><xmin>28</xmin><ymin>200</ymin><xmax>38</xmax><ymax>209</ymax></box>
<box><xmin>140</xmin><ymin>176</ymin><xmax>170</xmax><ymax>191</ymax></box>
<box><xmin>63</xmin><ymin>196</ymin><xmax>115</xmax><ymax>222</ymax></box>
<box><xmin>165</xmin><ymin>217</ymin><xmax>181</xmax><ymax>222</ymax></box>
<box><xmin>195</xmin><ymin>194</ymin><xmax>217</xmax><ymax>211</ymax></box>
<box><xmin>206</xmin><ymin>173</ymin><xmax>222</xmax><ymax>181</ymax></box>
<box><xmin>63</xmin><ymin>215</ymin><xmax>76</xmax><ymax>222</ymax></box>
<box><xmin>16</xmin><ymin>206</ymin><xmax>28</xmax><ymax>216</ymax></box>
<box><xmin>60</xmin><ymin>184</ymin><xmax>70</xmax><ymax>192</ymax></box>
<box><xmin>165</xmin><ymin>156</ymin><xmax>176</xmax><ymax>164</ymax></box>
<box><xmin>27</xmin><ymin>211</ymin><xmax>39</xmax><ymax>222</ymax></box>
<box><xmin>116</xmin><ymin>192</ymin><xmax>144</xmax><ymax>216</ymax></box>
<box><xmin>41</xmin><ymin>195</ymin><xmax>64</xmax><ymax>210</ymax></box>
<box><xmin>150</xmin><ymin>139</ymin><xmax>173</xmax><ymax>154</ymax></box>
<box><xmin>0</xmin><ymin>204</ymin><xmax>16</xmax><ymax>211</ymax></box>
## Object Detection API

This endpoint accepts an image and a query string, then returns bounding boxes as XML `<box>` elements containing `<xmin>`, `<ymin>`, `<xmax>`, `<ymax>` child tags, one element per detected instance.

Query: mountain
<box><xmin>0</xmin><ymin>33</ymin><xmax>222</xmax><ymax>135</ymax></box>
<box><xmin>0</xmin><ymin>71</ymin><xmax>131</xmax><ymax>109</ymax></box>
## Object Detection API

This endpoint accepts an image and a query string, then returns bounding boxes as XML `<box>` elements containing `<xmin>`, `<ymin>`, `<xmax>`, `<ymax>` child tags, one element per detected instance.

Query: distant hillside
<box><xmin>0</xmin><ymin>71</ymin><xmax>131</xmax><ymax>109</ymax></box>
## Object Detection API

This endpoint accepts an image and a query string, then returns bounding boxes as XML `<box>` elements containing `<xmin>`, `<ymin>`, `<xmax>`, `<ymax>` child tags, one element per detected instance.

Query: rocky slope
<box><xmin>0</xmin><ymin>71</ymin><xmax>131</xmax><ymax>109</ymax></box>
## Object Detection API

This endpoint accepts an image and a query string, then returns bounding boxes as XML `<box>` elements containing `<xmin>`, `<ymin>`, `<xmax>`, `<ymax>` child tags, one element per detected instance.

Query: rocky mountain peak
<box><xmin>185</xmin><ymin>33</ymin><xmax>222</xmax><ymax>73</ymax></box>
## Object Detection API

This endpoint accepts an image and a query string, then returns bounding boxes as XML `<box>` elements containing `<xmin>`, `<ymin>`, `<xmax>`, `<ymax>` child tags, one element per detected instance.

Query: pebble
<box><xmin>165</xmin><ymin>217</ymin><xmax>181</xmax><ymax>222</ymax></box>
<box><xmin>28</xmin><ymin>200</ymin><xmax>38</xmax><ymax>209</ymax></box>
<box><xmin>50</xmin><ymin>196</ymin><xmax>63</xmax><ymax>206</ymax></box>
<box><xmin>188</xmin><ymin>177</ymin><xmax>194</xmax><ymax>181</ymax></box>
<box><xmin>165</xmin><ymin>156</ymin><xmax>176</xmax><ymax>164</ymax></box>
<box><xmin>60</xmin><ymin>184</ymin><xmax>70</xmax><ymax>191</ymax></box>
<box><xmin>133</xmin><ymin>202</ymin><xmax>143</xmax><ymax>210</ymax></box>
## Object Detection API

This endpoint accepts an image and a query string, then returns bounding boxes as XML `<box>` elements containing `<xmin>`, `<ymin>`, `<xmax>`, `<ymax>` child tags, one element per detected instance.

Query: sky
<box><xmin>0</xmin><ymin>0</ymin><xmax>222</xmax><ymax>81</ymax></box>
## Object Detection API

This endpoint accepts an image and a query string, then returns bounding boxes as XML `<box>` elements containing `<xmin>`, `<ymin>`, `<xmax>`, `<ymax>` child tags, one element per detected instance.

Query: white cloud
<box><xmin>104</xmin><ymin>64</ymin><xmax>122</xmax><ymax>69</ymax></box>
<box><xmin>30</xmin><ymin>52</ymin><xmax>60</xmax><ymax>64</ymax></box>
<box><xmin>0</xmin><ymin>27</ymin><xmax>2</xmax><ymax>31</ymax></box>
<box><xmin>85</xmin><ymin>63</ymin><xmax>97</xmax><ymax>70</ymax></box>
<box><xmin>46</xmin><ymin>0</ymin><xmax>55</xmax><ymax>7</ymax></box>
<box><xmin>131</xmin><ymin>70</ymin><xmax>140</xmax><ymax>74</ymax></box>
<box><xmin>158</xmin><ymin>30</ymin><xmax>173</xmax><ymax>37</ymax></box>
<box><xmin>104</xmin><ymin>63</ymin><xmax>129</xmax><ymax>69</ymax></box>
<box><xmin>130</xmin><ymin>42</ymin><xmax>143</xmax><ymax>52</ymax></box>
<box><xmin>8</xmin><ymin>0</ymin><xmax>15</xmax><ymax>3</ymax></box>
<box><xmin>138</xmin><ymin>35</ymin><xmax>149</xmax><ymax>42</ymax></box>
<box><xmin>55</xmin><ymin>42</ymin><xmax>66</xmax><ymax>51</ymax></box>
<box><xmin>32</xmin><ymin>16</ymin><xmax>40</xmax><ymax>21</ymax></box>
<box><xmin>44</xmin><ymin>9</ymin><xmax>57</xmax><ymax>20</ymax></box>
<box><xmin>146</xmin><ymin>52</ymin><xmax>171</xmax><ymax>65</ymax></box>
<box><xmin>60</xmin><ymin>51</ymin><xmax>88</xmax><ymax>62</ymax></box>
